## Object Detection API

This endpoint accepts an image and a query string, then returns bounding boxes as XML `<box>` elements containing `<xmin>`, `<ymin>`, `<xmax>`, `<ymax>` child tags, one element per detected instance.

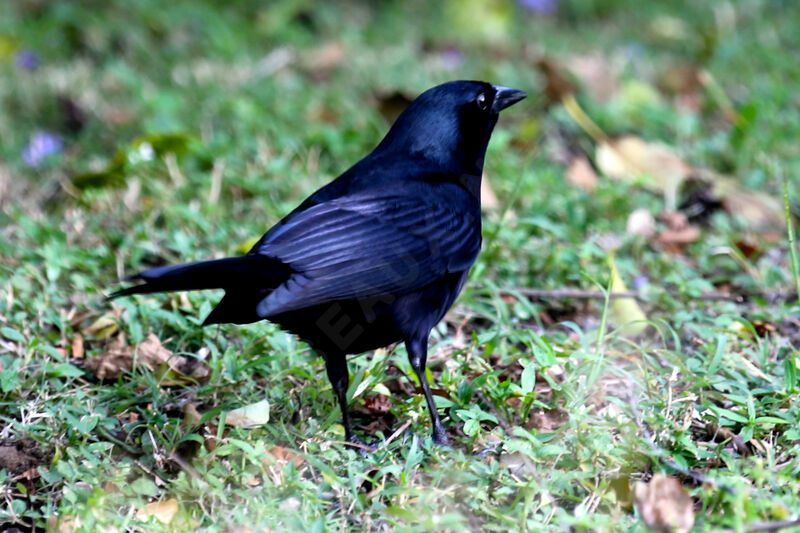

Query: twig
<box><xmin>381</xmin><ymin>420</ymin><xmax>412</xmax><ymax>449</ymax></box>
<box><xmin>718</xmin><ymin>516</ymin><xmax>800</xmax><ymax>533</ymax></box>
<box><xmin>329</xmin><ymin>439</ymin><xmax>375</xmax><ymax>453</ymax></box>
<box><xmin>505</xmin><ymin>288</ymin><xmax>797</xmax><ymax>304</ymax></box>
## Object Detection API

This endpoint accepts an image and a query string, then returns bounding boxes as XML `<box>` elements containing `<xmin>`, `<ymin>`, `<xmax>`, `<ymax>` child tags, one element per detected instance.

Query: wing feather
<box><xmin>253</xmin><ymin>191</ymin><xmax>479</xmax><ymax>317</ymax></box>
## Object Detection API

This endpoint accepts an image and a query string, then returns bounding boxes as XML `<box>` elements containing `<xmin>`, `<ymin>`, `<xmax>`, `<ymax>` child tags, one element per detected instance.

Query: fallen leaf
<box><xmin>634</xmin><ymin>474</ymin><xmax>694</xmax><ymax>533</ymax></box>
<box><xmin>264</xmin><ymin>445</ymin><xmax>305</xmax><ymax>468</ymax></box>
<box><xmin>536</xmin><ymin>57</ymin><xmax>575</xmax><ymax>104</ymax></box>
<box><xmin>136</xmin><ymin>498</ymin><xmax>179</xmax><ymax>525</ymax></box>
<box><xmin>85</xmin><ymin>333</ymin><xmax>210</xmax><ymax>383</ymax></box>
<box><xmin>608</xmin><ymin>255</ymin><xmax>648</xmax><ymax>338</ymax></box>
<box><xmin>566</xmin><ymin>155</ymin><xmax>598</xmax><ymax>191</ymax></box>
<box><xmin>596</xmin><ymin>136</ymin><xmax>690</xmax><ymax>210</ymax></box>
<box><xmin>705</xmin><ymin>422</ymin><xmax>750</xmax><ymax>456</ymax></box>
<box><xmin>225</xmin><ymin>399</ymin><xmax>270</xmax><ymax>428</ymax></box>
<box><xmin>48</xmin><ymin>515</ymin><xmax>83</xmax><ymax>533</ymax></box>
<box><xmin>182</xmin><ymin>403</ymin><xmax>202</xmax><ymax>430</ymax></box>
<box><xmin>70</xmin><ymin>333</ymin><xmax>84</xmax><ymax>358</ymax></box>
<box><xmin>656</xmin><ymin>210</ymin><xmax>701</xmax><ymax>250</ymax></box>
<box><xmin>566</xmin><ymin>53</ymin><xmax>619</xmax><ymax>102</ymax></box>
<box><xmin>81</xmin><ymin>312</ymin><xmax>120</xmax><ymax>339</ymax></box>
<box><xmin>712</xmin><ymin>174</ymin><xmax>785</xmax><ymax>229</ymax></box>
<box><xmin>527</xmin><ymin>406</ymin><xmax>568</xmax><ymax>432</ymax></box>
<box><xmin>499</xmin><ymin>451</ymin><xmax>537</xmax><ymax>477</ymax></box>
<box><xmin>362</xmin><ymin>394</ymin><xmax>391</xmax><ymax>415</ymax></box>
<box><xmin>301</xmin><ymin>41</ymin><xmax>346</xmax><ymax>80</ymax></box>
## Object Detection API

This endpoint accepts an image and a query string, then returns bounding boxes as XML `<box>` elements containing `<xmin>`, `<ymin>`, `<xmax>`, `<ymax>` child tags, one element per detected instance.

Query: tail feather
<box><xmin>107</xmin><ymin>255</ymin><xmax>290</xmax><ymax>300</ymax></box>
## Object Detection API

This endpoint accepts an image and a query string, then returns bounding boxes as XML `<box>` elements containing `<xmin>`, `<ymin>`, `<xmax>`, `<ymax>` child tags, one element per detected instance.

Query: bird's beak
<box><xmin>492</xmin><ymin>85</ymin><xmax>527</xmax><ymax>112</ymax></box>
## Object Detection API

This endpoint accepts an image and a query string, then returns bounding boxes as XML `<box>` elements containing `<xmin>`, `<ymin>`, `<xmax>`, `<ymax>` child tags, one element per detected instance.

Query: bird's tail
<box><xmin>107</xmin><ymin>255</ymin><xmax>290</xmax><ymax>300</ymax></box>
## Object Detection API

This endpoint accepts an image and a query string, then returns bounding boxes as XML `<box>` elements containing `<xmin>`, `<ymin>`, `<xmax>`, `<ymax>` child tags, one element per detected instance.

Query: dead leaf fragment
<box><xmin>264</xmin><ymin>445</ymin><xmax>305</xmax><ymax>468</ymax></box>
<box><xmin>565</xmin><ymin>53</ymin><xmax>619</xmax><ymax>103</ymax></box>
<box><xmin>596</xmin><ymin>136</ymin><xmax>690</xmax><ymax>210</ymax></box>
<box><xmin>608</xmin><ymin>255</ymin><xmax>648</xmax><ymax>338</ymax></box>
<box><xmin>85</xmin><ymin>333</ymin><xmax>210</xmax><ymax>383</ymax></box>
<box><xmin>81</xmin><ymin>312</ymin><xmax>119</xmax><ymax>339</ymax></box>
<box><xmin>136</xmin><ymin>498</ymin><xmax>179</xmax><ymax>525</ymax></box>
<box><xmin>712</xmin><ymin>174</ymin><xmax>785</xmax><ymax>229</ymax></box>
<box><xmin>225</xmin><ymin>399</ymin><xmax>270</xmax><ymax>428</ymax></box>
<box><xmin>182</xmin><ymin>403</ymin><xmax>202</xmax><ymax>430</ymax></box>
<box><xmin>536</xmin><ymin>57</ymin><xmax>575</xmax><ymax>103</ymax></box>
<box><xmin>527</xmin><ymin>406</ymin><xmax>569</xmax><ymax>432</ymax></box>
<box><xmin>634</xmin><ymin>474</ymin><xmax>694</xmax><ymax>533</ymax></box>
<box><xmin>656</xmin><ymin>210</ymin><xmax>700</xmax><ymax>250</ymax></box>
<box><xmin>71</xmin><ymin>333</ymin><xmax>84</xmax><ymax>359</ymax></box>
<box><xmin>301</xmin><ymin>41</ymin><xmax>346</xmax><ymax>80</ymax></box>
<box><xmin>566</xmin><ymin>155</ymin><xmax>598</xmax><ymax>191</ymax></box>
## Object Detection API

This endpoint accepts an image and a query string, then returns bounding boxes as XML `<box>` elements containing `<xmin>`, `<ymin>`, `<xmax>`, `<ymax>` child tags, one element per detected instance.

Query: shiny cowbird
<box><xmin>110</xmin><ymin>81</ymin><xmax>526</xmax><ymax>447</ymax></box>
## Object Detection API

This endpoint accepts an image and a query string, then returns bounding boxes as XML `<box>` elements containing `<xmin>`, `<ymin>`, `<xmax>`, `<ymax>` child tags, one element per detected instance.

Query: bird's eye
<box><xmin>476</xmin><ymin>92</ymin><xmax>489</xmax><ymax>111</ymax></box>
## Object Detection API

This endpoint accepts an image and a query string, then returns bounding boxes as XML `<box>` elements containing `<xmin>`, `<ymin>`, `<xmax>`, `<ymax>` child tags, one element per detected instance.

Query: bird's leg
<box><xmin>324</xmin><ymin>353</ymin><xmax>369</xmax><ymax>450</ymax></box>
<box><xmin>406</xmin><ymin>335</ymin><xmax>449</xmax><ymax>446</ymax></box>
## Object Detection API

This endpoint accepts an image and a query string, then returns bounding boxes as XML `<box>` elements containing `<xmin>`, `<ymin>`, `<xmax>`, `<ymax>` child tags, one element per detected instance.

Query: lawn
<box><xmin>1</xmin><ymin>0</ymin><xmax>799</xmax><ymax>531</ymax></box>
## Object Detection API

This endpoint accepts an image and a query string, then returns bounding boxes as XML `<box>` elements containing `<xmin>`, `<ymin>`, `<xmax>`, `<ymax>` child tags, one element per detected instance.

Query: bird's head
<box><xmin>375</xmin><ymin>80</ymin><xmax>526</xmax><ymax>177</ymax></box>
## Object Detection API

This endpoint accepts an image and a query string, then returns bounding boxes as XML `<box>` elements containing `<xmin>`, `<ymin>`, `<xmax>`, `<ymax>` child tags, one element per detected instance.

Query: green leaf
<box><xmin>785</xmin><ymin>356</ymin><xmax>798</xmax><ymax>392</ymax></box>
<box><xmin>1</xmin><ymin>327</ymin><xmax>25</xmax><ymax>344</ymax></box>
<box><xmin>520</xmin><ymin>362</ymin><xmax>536</xmax><ymax>394</ymax></box>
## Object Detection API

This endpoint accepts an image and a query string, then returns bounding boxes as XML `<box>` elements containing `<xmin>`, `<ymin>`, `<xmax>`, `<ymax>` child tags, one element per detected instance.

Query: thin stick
<box><xmin>329</xmin><ymin>439</ymin><xmax>375</xmax><ymax>453</ymax></box>
<box><xmin>506</xmin><ymin>288</ymin><xmax>796</xmax><ymax>304</ymax></box>
<box><xmin>381</xmin><ymin>419</ymin><xmax>412</xmax><ymax>449</ymax></box>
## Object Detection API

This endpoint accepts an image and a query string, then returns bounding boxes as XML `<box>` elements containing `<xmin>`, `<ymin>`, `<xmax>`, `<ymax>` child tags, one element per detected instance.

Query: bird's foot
<box><xmin>432</xmin><ymin>428</ymin><xmax>450</xmax><ymax>447</ymax></box>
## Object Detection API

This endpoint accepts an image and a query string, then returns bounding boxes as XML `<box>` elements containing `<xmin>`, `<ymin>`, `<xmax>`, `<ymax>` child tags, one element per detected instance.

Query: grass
<box><xmin>1</xmin><ymin>0</ymin><xmax>799</xmax><ymax>531</ymax></box>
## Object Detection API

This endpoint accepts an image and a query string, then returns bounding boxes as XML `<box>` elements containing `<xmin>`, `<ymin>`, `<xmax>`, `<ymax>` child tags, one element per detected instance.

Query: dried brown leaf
<box><xmin>566</xmin><ymin>155</ymin><xmax>598</xmax><ymax>192</ymax></box>
<box><xmin>85</xmin><ymin>333</ymin><xmax>210</xmax><ymax>383</ymax></box>
<box><xmin>182</xmin><ymin>403</ymin><xmax>202</xmax><ymax>430</ymax></box>
<box><xmin>527</xmin><ymin>406</ymin><xmax>569</xmax><ymax>432</ymax></box>
<box><xmin>536</xmin><ymin>57</ymin><xmax>575</xmax><ymax>103</ymax></box>
<box><xmin>136</xmin><ymin>498</ymin><xmax>179</xmax><ymax>525</ymax></box>
<box><xmin>656</xmin><ymin>210</ymin><xmax>701</xmax><ymax>249</ymax></box>
<box><xmin>70</xmin><ymin>333</ymin><xmax>84</xmax><ymax>359</ymax></box>
<box><xmin>566</xmin><ymin>53</ymin><xmax>619</xmax><ymax>102</ymax></box>
<box><xmin>362</xmin><ymin>394</ymin><xmax>391</xmax><ymax>415</ymax></box>
<box><xmin>596</xmin><ymin>136</ymin><xmax>690</xmax><ymax>210</ymax></box>
<box><xmin>634</xmin><ymin>474</ymin><xmax>694</xmax><ymax>533</ymax></box>
<box><xmin>301</xmin><ymin>41</ymin><xmax>346</xmax><ymax>77</ymax></box>
<box><xmin>264</xmin><ymin>445</ymin><xmax>305</xmax><ymax>468</ymax></box>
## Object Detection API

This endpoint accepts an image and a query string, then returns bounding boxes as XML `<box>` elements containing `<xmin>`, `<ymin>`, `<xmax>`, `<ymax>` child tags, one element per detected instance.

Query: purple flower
<box><xmin>633</xmin><ymin>276</ymin><xmax>649</xmax><ymax>291</ymax></box>
<box><xmin>519</xmin><ymin>0</ymin><xmax>558</xmax><ymax>14</ymax></box>
<box><xmin>21</xmin><ymin>131</ymin><xmax>63</xmax><ymax>167</ymax></box>
<box><xmin>14</xmin><ymin>49</ymin><xmax>40</xmax><ymax>71</ymax></box>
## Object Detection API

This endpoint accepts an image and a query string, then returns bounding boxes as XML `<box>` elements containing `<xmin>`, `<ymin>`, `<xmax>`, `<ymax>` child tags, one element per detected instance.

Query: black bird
<box><xmin>110</xmin><ymin>81</ymin><xmax>526</xmax><ymax>447</ymax></box>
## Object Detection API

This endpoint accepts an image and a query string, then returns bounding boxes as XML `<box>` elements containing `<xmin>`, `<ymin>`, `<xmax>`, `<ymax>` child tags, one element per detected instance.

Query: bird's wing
<box><xmin>252</xmin><ymin>190</ymin><xmax>480</xmax><ymax>317</ymax></box>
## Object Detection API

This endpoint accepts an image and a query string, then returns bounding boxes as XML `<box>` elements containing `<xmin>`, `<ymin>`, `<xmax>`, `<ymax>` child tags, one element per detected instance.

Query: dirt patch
<box><xmin>0</xmin><ymin>440</ymin><xmax>48</xmax><ymax>477</ymax></box>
